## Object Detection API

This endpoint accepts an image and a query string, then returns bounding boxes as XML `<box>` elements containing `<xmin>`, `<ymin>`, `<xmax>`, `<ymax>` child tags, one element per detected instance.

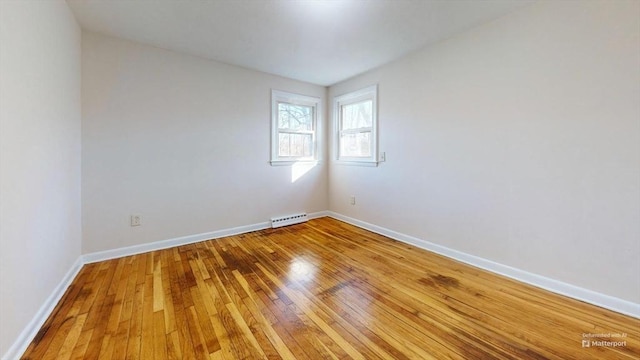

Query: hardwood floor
<box><xmin>22</xmin><ymin>217</ymin><xmax>639</xmax><ymax>359</ymax></box>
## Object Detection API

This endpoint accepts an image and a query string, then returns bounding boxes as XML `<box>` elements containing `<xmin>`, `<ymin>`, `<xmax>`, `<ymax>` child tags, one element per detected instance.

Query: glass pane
<box><xmin>340</xmin><ymin>131</ymin><xmax>371</xmax><ymax>158</ymax></box>
<box><xmin>279</xmin><ymin>133</ymin><xmax>313</xmax><ymax>157</ymax></box>
<box><xmin>278</xmin><ymin>102</ymin><xmax>313</xmax><ymax>131</ymax></box>
<box><xmin>341</xmin><ymin>100</ymin><xmax>372</xmax><ymax>130</ymax></box>
<box><xmin>279</xmin><ymin>133</ymin><xmax>290</xmax><ymax>156</ymax></box>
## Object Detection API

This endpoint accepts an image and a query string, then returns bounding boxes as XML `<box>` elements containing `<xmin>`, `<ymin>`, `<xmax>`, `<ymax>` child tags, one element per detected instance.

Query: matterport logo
<box><xmin>581</xmin><ymin>332</ymin><xmax>628</xmax><ymax>348</ymax></box>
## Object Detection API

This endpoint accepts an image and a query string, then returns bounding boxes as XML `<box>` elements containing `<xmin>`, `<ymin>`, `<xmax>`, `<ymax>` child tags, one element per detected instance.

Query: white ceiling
<box><xmin>67</xmin><ymin>0</ymin><xmax>534</xmax><ymax>86</ymax></box>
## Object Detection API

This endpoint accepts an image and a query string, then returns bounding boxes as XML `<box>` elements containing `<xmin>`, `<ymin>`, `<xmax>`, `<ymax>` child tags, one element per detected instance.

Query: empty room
<box><xmin>1</xmin><ymin>0</ymin><xmax>639</xmax><ymax>359</ymax></box>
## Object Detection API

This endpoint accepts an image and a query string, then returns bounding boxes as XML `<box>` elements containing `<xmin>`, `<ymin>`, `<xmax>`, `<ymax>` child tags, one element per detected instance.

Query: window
<box><xmin>334</xmin><ymin>85</ymin><xmax>378</xmax><ymax>165</ymax></box>
<box><xmin>271</xmin><ymin>90</ymin><xmax>321</xmax><ymax>165</ymax></box>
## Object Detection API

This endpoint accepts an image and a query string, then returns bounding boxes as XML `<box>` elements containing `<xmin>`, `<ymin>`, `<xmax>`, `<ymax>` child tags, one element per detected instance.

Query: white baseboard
<box><xmin>2</xmin><ymin>256</ymin><xmax>84</xmax><ymax>360</ymax></box>
<box><xmin>82</xmin><ymin>222</ymin><xmax>271</xmax><ymax>264</ymax></box>
<box><xmin>83</xmin><ymin>211</ymin><xmax>328</xmax><ymax>264</ymax></box>
<box><xmin>327</xmin><ymin>211</ymin><xmax>640</xmax><ymax>319</ymax></box>
<box><xmin>308</xmin><ymin>210</ymin><xmax>330</xmax><ymax>219</ymax></box>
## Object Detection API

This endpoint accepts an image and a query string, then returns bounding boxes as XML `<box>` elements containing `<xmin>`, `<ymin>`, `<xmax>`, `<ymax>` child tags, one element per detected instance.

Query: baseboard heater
<box><xmin>271</xmin><ymin>213</ymin><xmax>308</xmax><ymax>228</ymax></box>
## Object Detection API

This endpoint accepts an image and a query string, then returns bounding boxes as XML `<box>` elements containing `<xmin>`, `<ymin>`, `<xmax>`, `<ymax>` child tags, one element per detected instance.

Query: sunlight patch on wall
<box><xmin>291</xmin><ymin>161</ymin><xmax>317</xmax><ymax>183</ymax></box>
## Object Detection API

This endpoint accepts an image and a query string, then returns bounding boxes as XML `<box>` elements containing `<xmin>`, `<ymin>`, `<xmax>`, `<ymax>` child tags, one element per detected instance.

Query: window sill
<box><xmin>334</xmin><ymin>160</ymin><xmax>379</xmax><ymax>167</ymax></box>
<box><xmin>270</xmin><ymin>160</ymin><xmax>319</xmax><ymax>167</ymax></box>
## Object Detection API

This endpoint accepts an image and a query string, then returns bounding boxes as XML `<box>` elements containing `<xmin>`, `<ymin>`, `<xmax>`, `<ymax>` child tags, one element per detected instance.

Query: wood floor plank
<box><xmin>140</xmin><ymin>273</ymin><xmax>155</xmax><ymax>360</ymax></box>
<box><xmin>21</xmin><ymin>217</ymin><xmax>640</xmax><ymax>360</ymax></box>
<box><xmin>124</xmin><ymin>281</ymin><xmax>144</xmax><ymax>360</ymax></box>
<box><xmin>68</xmin><ymin>327</ymin><xmax>93</xmax><ymax>360</ymax></box>
<box><xmin>153</xmin><ymin>310</ymin><xmax>168</xmax><ymax>360</ymax></box>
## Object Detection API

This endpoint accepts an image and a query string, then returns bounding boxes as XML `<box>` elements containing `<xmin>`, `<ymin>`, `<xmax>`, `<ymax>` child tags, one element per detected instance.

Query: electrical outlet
<box><xmin>380</xmin><ymin>152</ymin><xmax>386</xmax><ymax>162</ymax></box>
<box><xmin>130</xmin><ymin>215</ymin><xmax>142</xmax><ymax>227</ymax></box>
<box><xmin>350</xmin><ymin>196</ymin><xmax>356</xmax><ymax>205</ymax></box>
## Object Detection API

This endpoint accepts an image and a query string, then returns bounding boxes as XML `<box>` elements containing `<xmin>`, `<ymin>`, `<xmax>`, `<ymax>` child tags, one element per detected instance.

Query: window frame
<box><xmin>333</xmin><ymin>84</ymin><xmax>378</xmax><ymax>166</ymax></box>
<box><xmin>271</xmin><ymin>90</ymin><xmax>321</xmax><ymax>166</ymax></box>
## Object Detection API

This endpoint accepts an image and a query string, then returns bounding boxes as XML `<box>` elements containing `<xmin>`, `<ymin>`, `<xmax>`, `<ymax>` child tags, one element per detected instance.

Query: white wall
<box><xmin>0</xmin><ymin>0</ymin><xmax>82</xmax><ymax>357</ymax></box>
<box><xmin>82</xmin><ymin>32</ymin><xmax>327</xmax><ymax>254</ymax></box>
<box><xmin>329</xmin><ymin>0</ymin><xmax>640</xmax><ymax>303</ymax></box>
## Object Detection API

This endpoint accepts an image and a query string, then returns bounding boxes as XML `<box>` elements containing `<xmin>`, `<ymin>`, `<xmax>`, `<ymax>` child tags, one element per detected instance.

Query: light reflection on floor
<box><xmin>288</xmin><ymin>257</ymin><xmax>317</xmax><ymax>283</ymax></box>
